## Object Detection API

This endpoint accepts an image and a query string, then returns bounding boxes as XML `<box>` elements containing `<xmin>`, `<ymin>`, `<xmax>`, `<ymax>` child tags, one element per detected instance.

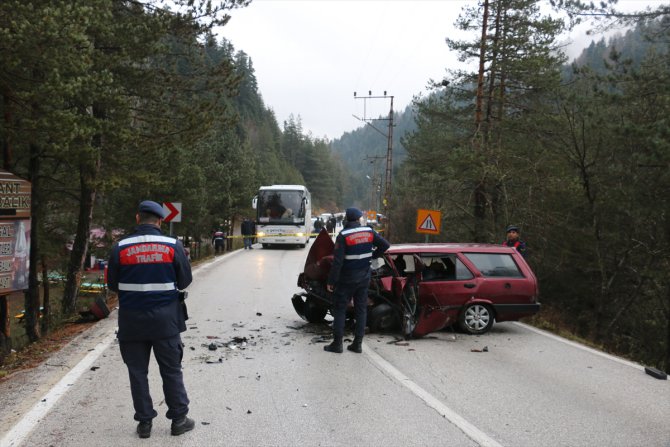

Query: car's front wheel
<box><xmin>368</xmin><ymin>303</ymin><xmax>398</xmax><ymax>333</ymax></box>
<box><xmin>458</xmin><ymin>303</ymin><xmax>494</xmax><ymax>335</ymax></box>
<box><xmin>303</xmin><ymin>297</ymin><xmax>327</xmax><ymax>323</ymax></box>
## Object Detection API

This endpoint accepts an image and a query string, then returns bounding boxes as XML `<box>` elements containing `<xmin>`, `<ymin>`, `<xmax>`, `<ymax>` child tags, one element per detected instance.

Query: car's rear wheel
<box><xmin>303</xmin><ymin>297</ymin><xmax>327</xmax><ymax>323</ymax></box>
<box><xmin>368</xmin><ymin>303</ymin><xmax>398</xmax><ymax>333</ymax></box>
<box><xmin>459</xmin><ymin>303</ymin><xmax>494</xmax><ymax>335</ymax></box>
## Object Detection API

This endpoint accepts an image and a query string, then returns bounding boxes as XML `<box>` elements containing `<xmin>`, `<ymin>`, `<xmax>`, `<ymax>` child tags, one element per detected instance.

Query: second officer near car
<box><xmin>107</xmin><ymin>200</ymin><xmax>195</xmax><ymax>439</ymax></box>
<box><xmin>324</xmin><ymin>207</ymin><xmax>389</xmax><ymax>354</ymax></box>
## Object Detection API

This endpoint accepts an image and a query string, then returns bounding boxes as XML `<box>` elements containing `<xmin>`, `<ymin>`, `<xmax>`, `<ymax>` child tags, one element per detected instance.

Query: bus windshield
<box><xmin>257</xmin><ymin>190</ymin><xmax>306</xmax><ymax>224</ymax></box>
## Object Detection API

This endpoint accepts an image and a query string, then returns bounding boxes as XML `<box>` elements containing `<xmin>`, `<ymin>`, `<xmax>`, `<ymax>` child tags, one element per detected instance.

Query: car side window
<box><xmin>420</xmin><ymin>255</ymin><xmax>473</xmax><ymax>281</ymax></box>
<box><xmin>454</xmin><ymin>258</ymin><xmax>474</xmax><ymax>280</ymax></box>
<box><xmin>463</xmin><ymin>253</ymin><xmax>523</xmax><ymax>278</ymax></box>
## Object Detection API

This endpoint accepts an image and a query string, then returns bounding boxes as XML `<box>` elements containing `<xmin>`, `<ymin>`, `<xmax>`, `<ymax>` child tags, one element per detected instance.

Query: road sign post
<box><xmin>416</xmin><ymin>209</ymin><xmax>441</xmax><ymax>241</ymax></box>
<box><xmin>163</xmin><ymin>202</ymin><xmax>182</xmax><ymax>236</ymax></box>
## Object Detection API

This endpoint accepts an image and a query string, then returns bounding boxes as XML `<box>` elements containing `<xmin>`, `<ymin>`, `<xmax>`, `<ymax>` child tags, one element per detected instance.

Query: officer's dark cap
<box><xmin>138</xmin><ymin>200</ymin><xmax>166</xmax><ymax>219</ymax></box>
<box><xmin>506</xmin><ymin>225</ymin><xmax>519</xmax><ymax>233</ymax></box>
<box><xmin>345</xmin><ymin>207</ymin><xmax>363</xmax><ymax>221</ymax></box>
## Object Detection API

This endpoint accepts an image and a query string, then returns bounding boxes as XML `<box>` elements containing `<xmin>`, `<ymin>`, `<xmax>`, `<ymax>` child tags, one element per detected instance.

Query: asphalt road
<box><xmin>1</xmin><ymin>244</ymin><xmax>669</xmax><ymax>447</ymax></box>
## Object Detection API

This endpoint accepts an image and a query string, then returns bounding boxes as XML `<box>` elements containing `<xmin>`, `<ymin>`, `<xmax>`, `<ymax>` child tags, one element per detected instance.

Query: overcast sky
<box><xmin>218</xmin><ymin>0</ymin><xmax>663</xmax><ymax>140</ymax></box>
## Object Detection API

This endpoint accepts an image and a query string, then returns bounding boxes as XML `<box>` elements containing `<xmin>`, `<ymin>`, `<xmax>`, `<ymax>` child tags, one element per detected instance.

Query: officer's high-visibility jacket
<box><xmin>327</xmin><ymin>223</ymin><xmax>389</xmax><ymax>287</ymax></box>
<box><xmin>108</xmin><ymin>224</ymin><xmax>192</xmax><ymax>341</ymax></box>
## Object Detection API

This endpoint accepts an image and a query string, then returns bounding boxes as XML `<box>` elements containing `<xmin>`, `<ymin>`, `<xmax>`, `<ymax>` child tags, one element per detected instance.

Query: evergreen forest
<box><xmin>0</xmin><ymin>0</ymin><xmax>353</xmax><ymax>359</ymax></box>
<box><xmin>0</xmin><ymin>0</ymin><xmax>668</xmax><ymax>374</ymax></box>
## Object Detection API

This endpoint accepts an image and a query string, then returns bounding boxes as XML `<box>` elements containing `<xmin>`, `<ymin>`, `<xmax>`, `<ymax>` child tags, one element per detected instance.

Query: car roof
<box><xmin>387</xmin><ymin>243</ymin><xmax>516</xmax><ymax>254</ymax></box>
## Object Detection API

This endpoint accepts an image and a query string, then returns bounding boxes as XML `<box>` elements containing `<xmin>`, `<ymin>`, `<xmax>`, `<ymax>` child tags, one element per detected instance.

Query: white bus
<box><xmin>252</xmin><ymin>185</ymin><xmax>312</xmax><ymax>248</ymax></box>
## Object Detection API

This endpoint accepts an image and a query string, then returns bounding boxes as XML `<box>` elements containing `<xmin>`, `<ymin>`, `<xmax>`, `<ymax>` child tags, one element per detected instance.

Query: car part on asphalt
<box><xmin>645</xmin><ymin>366</ymin><xmax>667</xmax><ymax>380</ymax></box>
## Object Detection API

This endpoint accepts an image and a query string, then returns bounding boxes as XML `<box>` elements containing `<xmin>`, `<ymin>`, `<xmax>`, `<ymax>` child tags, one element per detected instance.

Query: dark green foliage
<box><xmin>0</xmin><ymin>0</ymin><xmax>348</xmax><ymax>345</ymax></box>
<box><xmin>389</xmin><ymin>6</ymin><xmax>670</xmax><ymax>370</ymax></box>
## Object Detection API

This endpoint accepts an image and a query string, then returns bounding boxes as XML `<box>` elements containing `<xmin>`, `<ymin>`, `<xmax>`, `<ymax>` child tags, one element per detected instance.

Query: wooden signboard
<box><xmin>0</xmin><ymin>170</ymin><xmax>31</xmax><ymax>294</ymax></box>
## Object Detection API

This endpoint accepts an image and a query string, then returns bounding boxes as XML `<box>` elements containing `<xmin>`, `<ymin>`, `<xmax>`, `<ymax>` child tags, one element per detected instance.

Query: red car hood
<box><xmin>302</xmin><ymin>229</ymin><xmax>334</xmax><ymax>283</ymax></box>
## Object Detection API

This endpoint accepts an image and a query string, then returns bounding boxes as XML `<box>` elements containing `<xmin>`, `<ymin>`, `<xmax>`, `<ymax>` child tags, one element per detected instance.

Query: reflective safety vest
<box><xmin>115</xmin><ymin>234</ymin><xmax>179</xmax><ymax>309</ymax></box>
<box><xmin>340</xmin><ymin>226</ymin><xmax>374</xmax><ymax>271</ymax></box>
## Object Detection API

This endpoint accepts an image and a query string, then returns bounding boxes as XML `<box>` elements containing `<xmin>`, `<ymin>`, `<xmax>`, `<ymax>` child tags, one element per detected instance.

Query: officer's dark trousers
<box><xmin>332</xmin><ymin>276</ymin><xmax>369</xmax><ymax>340</ymax></box>
<box><xmin>119</xmin><ymin>334</ymin><xmax>189</xmax><ymax>422</ymax></box>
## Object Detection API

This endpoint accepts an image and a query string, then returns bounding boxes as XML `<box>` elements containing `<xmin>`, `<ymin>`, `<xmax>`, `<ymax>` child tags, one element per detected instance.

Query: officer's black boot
<box><xmin>171</xmin><ymin>416</ymin><xmax>195</xmax><ymax>436</ymax></box>
<box><xmin>347</xmin><ymin>337</ymin><xmax>363</xmax><ymax>354</ymax></box>
<box><xmin>323</xmin><ymin>338</ymin><xmax>343</xmax><ymax>353</ymax></box>
<box><xmin>137</xmin><ymin>420</ymin><xmax>152</xmax><ymax>439</ymax></box>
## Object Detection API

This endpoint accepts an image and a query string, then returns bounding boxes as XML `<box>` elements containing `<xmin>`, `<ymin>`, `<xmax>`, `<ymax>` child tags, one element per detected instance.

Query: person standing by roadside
<box><xmin>502</xmin><ymin>225</ymin><xmax>527</xmax><ymax>258</ymax></box>
<box><xmin>329</xmin><ymin>214</ymin><xmax>337</xmax><ymax>235</ymax></box>
<box><xmin>107</xmin><ymin>200</ymin><xmax>195</xmax><ymax>439</ymax></box>
<box><xmin>325</xmin><ymin>214</ymin><xmax>335</xmax><ymax>235</ymax></box>
<box><xmin>212</xmin><ymin>228</ymin><xmax>225</xmax><ymax>255</ymax></box>
<box><xmin>241</xmin><ymin>217</ymin><xmax>255</xmax><ymax>250</ymax></box>
<box><xmin>324</xmin><ymin>207</ymin><xmax>390</xmax><ymax>354</ymax></box>
<box><xmin>313</xmin><ymin>217</ymin><xmax>324</xmax><ymax>234</ymax></box>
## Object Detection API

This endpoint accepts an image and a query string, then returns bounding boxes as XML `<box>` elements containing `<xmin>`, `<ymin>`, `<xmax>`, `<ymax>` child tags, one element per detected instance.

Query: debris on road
<box><xmin>470</xmin><ymin>346</ymin><xmax>489</xmax><ymax>353</ymax></box>
<box><xmin>645</xmin><ymin>367</ymin><xmax>667</xmax><ymax>380</ymax></box>
<box><xmin>311</xmin><ymin>335</ymin><xmax>330</xmax><ymax>344</ymax></box>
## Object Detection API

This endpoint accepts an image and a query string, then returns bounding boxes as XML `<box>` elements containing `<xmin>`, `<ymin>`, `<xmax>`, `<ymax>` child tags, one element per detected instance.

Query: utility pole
<box><xmin>364</xmin><ymin>155</ymin><xmax>384</xmax><ymax>211</ymax></box>
<box><xmin>353</xmin><ymin>91</ymin><xmax>394</xmax><ymax>240</ymax></box>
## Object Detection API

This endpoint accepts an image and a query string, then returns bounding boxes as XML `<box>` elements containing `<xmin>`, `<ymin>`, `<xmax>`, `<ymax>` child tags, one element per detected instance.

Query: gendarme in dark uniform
<box><xmin>324</xmin><ymin>207</ymin><xmax>389</xmax><ymax>354</ymax></box>
<box><xmin>107</xmin><ymin>200</ymin><xmax>195</xmax><ymax>439</ymax></box>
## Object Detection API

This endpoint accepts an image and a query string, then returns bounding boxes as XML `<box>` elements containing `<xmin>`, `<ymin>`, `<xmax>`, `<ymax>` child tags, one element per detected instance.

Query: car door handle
<box><xmin>464</xmin><ymin>283</ymin><xmax>476</xmax><ymax>289</ymax></box>
<box><xmin>504</xmin><ymin>283</ymin><xmax>512</xmax><ymax>289</ymax></box>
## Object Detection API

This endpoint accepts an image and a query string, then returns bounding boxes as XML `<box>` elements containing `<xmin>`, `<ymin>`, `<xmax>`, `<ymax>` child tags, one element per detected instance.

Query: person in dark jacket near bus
<box><xmin>502</xmin><ymin>224</ymin><xmax>527</xmax><ymax>258</ymax></box>
<box><xmin>241</xmin><ymin>217</ymin><xmax>255</xmax><ymax>250</ymax></box>
<box><xmin>107</xmin><ymin>200</ymin><xmax>195</xmax><ymax>439</ymax></box>
<box><xmin>324</xmin><ymin>207</ymin><xmax>389</xmax><ymax>354</ymax></box>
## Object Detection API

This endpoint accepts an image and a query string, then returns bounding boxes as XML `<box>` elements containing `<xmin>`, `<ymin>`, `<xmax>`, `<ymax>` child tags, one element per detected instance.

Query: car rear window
<box><xmin>463</xmin><ymin>253</ymin><xmax>523</xmax><ymax>278</ymax></box>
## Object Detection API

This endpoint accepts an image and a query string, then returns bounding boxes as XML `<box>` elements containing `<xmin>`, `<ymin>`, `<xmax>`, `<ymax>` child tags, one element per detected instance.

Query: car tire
<box><xmin>458</xmin><ymin>303</ymin><xmax>494</xmax><ymax>335</ymax></box>
<box><xmin>303</xmin><ymin>297</ymin><xmax>327</xmax><ymax>323</ymax></box>
<box><xmin>368</xmin><ymin>303</ymin><xmax>399</xmax><ymax>333</ymax></box>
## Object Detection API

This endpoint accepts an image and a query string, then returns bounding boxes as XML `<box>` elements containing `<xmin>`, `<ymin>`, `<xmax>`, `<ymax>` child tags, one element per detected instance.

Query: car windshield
<box><xmin>463</xmin><ymin>253</ymin><xmax>523</xmax><ymax>278</ymax></box>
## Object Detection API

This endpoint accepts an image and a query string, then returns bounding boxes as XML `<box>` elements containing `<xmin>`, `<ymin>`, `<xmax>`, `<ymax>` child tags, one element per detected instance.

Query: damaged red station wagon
<box><xmin>292</xmin><ymin>230</ymin><xmax>540</xmax><ymax>338</ymax></box>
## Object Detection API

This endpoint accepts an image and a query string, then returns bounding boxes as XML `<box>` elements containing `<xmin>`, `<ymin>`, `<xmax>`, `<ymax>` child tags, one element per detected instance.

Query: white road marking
<box><xmin>364</xmin><ymin>342</ymin><xmax>504</xmax><ymax>447</ymax></box>
<box><xmin>513</xmin><ymin>322</ymin><xmax>644</xmax><ymax>371</ymax></box>
<box><xmin>0</xmin><ymin>332</ymin><xmax>116</xmax><ymax>447</ymax></box>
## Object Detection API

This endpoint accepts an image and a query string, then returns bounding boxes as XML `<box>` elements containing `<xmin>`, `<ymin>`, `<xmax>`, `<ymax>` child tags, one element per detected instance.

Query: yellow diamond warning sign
<box><xmin>416</xmin><ymin>209</ymin><xmax>441</xmax><ymax>235</ymax></box>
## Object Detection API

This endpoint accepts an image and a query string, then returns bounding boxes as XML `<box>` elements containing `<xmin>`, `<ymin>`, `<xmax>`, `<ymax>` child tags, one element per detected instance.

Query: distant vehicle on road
<box><xmin>252</xmin><ymin>185</ymin><xmax>312</xmax><ymax>248</ymax></box>
<box><xmin>292</xmin><ymin>233</ymin><xmax>540</xmax><ymax>337</ymax></box>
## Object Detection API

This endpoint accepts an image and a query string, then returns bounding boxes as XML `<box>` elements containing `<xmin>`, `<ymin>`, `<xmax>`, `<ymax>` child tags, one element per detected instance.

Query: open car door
<box><xmin>410</xmin><ymin>254</ymin><xmax>453</xmax><ymax>337</ymax></box>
